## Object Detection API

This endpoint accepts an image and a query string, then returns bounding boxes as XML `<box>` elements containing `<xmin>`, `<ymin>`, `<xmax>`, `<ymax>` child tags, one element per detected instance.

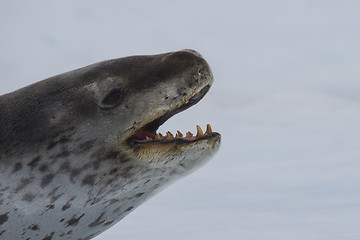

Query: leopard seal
<box><xmin>0</xmin><ymin>49</ymin><xmax>221</xmax><ymax>240</ymax></box>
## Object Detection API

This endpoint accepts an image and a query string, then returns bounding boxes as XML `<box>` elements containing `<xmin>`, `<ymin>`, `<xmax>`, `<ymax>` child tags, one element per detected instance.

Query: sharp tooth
<box><xmin>155</xmin><ymin>134</ymin><xmax>161</xmax><ymax>140</ymax></box>
<box><xmin>166</xmin><ymin>131</ymin><xmax>174</xmax><ymax>139</ymax></box>
<box><xmin>196</xmin><ymin>125</ymin><xmax>204</xmax><ymax>138</ymax></box>
<box><xmin>205</xmin><ymin>124</ymin><xmax>213</xmax><ymax>134</ymax></box>
<box><xmin>185</xmin><ymin>100</ymin><xmax>189</xmax><ymax>104</ymax></box>
<box><xmin>176</xmin><ymin>130</ymin><xmax>183</xmax><ymax>138</ymax></box>
<box><xmin>145</xmin><ymin>136</ymin><xmax>151</xmax><ymax>141</ymax></box>
<box><xmin>186</xmin><ymin>131</ymin><xmax>193</xmax><ymax>138</ymax></box>
<box><xmin>159</xmin><ymin>133</ymin><xmax>164</xmax><ymax>139</ymax></box>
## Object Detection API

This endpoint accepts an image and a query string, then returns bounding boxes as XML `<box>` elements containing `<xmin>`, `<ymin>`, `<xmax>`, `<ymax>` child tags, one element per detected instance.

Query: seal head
<box><xmin>0</xmin><ymin>49</ymin><xmax>221</xmax><ymax>240</ymax></box>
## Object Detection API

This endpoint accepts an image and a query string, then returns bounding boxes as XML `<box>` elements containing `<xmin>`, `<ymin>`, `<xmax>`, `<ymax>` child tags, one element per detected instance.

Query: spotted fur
<box><xmin>0</xmin><ymin>50</ymin><xmax>221</xmax><ymax>239</ymax></box>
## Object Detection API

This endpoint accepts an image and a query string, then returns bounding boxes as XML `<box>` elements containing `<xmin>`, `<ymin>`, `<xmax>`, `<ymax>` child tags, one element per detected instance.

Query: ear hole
<box><xmin>99</xmin><ymin>88</ymin><xmax>124</xmax><ymax>109</ymax></box>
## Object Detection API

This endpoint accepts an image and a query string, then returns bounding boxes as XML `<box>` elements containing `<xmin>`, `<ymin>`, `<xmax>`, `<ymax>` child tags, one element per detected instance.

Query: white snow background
<box><xmin>1</xmin><ymin>1</ymin><xmax>360</xmax><ymax>239</ymax></box>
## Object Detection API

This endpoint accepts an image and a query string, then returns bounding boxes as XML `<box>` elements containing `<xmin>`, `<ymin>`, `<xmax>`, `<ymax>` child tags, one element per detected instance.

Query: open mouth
<box><xmin>128</xmin><ymin>85</ymin><xmax>215</xmax><ymax>146</ymax></box>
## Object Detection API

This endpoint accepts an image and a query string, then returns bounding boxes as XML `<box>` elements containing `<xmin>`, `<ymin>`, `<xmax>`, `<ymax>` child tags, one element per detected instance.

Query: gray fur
<box><xmin>0</xmin><ymin>50</ymin><xmax>221</xmax><ymax>240</ymax></box>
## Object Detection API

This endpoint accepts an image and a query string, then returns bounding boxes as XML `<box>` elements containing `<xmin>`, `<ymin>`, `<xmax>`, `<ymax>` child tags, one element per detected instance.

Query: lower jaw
<box><xmin>127</xmin><ymin>132</ymin><xmax>220</xmax><ymax>148</ymax></box>
<box><xmin>130</xmin><ymin>124</ymin><xmax>214</xmax><ymax>144</ymax></box>
<box><xmin>134</xmin><ymin>136</ymin><xmax>196</xmax><ymax>143</ymax></box>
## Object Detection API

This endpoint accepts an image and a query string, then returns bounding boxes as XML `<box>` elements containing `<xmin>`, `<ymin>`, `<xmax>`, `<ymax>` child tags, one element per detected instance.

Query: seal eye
<box><xmin>100</xmin><ymin>88</ymin><xmax>124</xmax><ymax>109</ymax></box>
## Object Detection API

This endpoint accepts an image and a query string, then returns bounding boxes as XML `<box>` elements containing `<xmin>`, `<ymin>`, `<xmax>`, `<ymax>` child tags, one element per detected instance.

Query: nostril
<box><xmin>186</xmin><ymin>85</ymin><xmax>210</xmax><ymax>105</ymax></box>
<box><xmin>189</xmin><ymin>92</ymin><xmax>201</xmax><ymax>103</ymax></box>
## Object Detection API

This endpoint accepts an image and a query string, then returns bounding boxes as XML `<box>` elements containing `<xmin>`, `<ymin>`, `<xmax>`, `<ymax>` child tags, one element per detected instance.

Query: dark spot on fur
<box><xmin>66</xmin><ymin>214</ymin><xmax>85</xmax><ymax>227</ymax></box>
<box><xmin>29</xmin><ymin>224</ymin><xmax>39</xmax><ymax>231</ymax></box>
<box><xmin>48</xmin><ymin>187</ymin><xmax>59</xmax><ymax>197</ymax></box>
<box><xmin>47</xmin><ymin>136</ymin><xmax>70</xmax><ymax>150</ymax></box>
<box><xmin>48</xmin><ymin>186</ymin><xmax>63</xmax><ymax>203</ymax></box>
<box><xmin>106</xmin><ymin>177</ymin><xmax>116</xmax><ymax>185</ymax></box>
<box><xmin>109</xmin><ymin>168</ymin><xmax>118</xmax><ymax>175</ymax></box>
<box><xmin>82</xmin><ymin>174</ymin><xmax>96</xmax><ymax>186</ymax></box>
<box><xmin>105</xmin><ymin>151</ymin><xmax>120</xmax><ymax>159</ymax></box>
<box><xmin>91</xmin><ymin>148</ymin><xmax>130</xmax><ymax>164</ymax></box>
<box><xmin>92</xmin><ymin>160</ymin><xmax>101</xmax><ymax>169</ymax></box>
<box><xmin>12</xmin><ymin>162</ymin><xmax>22</xmax><ymax>173</ymax></box>
<box><xmin>41</xmin><ymin>174</ymin><xmax>55</xmax><ymax>188</ymax></box>
<box><xmin>75</xmin><ymin>91</ymin><xmax>98</xmax><ymax>117</ymax></box>
<box><xmin>60</xmin><ymin>218</ymin><xmax>65</xmax><ymax>223</ymax></box>
<box><xmin>59</xmin><ymin>161</ymin><xmax>71</xmax><ymax>172</ymax></box>
<box><xmin>0</xmin><ymin>212</ymin><xmax>9</xmax><ymax>225</ymax></box>
<box><xmin>104</xmin><ymin>220</ymin><xmax>114</xmax><ymax>226</ymax></box>
<box><xmin>135</xmin><ymin>192</ymin><xmax>145</xmax><ymax>198</ymax></box>
<box><xmin>78</xmin><ymin>233</ymin><xmax>98</xmax><ymax>240</ymax></box>
<box><xmin>78</xmin><ymin>140</ymin><xmax>96</xmax><ymax>153</ymax></box>
<box><xmin>0</xmin><ymin>230</ymin><xmax>5</xmax><ymax>236</ymax></box>
<box><xmin>105</xmin><ymin>150</ymin><xmax>130</xmax><ymax>163</ymax></box>
<box><xmin>47</xmin><ymin>142</ymin><xmax>57</xmax><ymax>150</ymax></box>
<box><xmin>28</xmin><ymin>156</ymin><xmax>41</xmax><ymax>169</ymax></box>
<box><xmin>121</xmin><ymin>166</ymin><xmax>135</xmax><ymax>178</ymax></box>
<box><xmin>106</xmin><ymin>198</ymin><xmax>119</xmax><ymax>206</ymax></box>
<box><xmin>114</xmin><ymin>207</ymin><xmax>121</xmax><ymax>213</ymax></box>
<box><xmin>88</xmin><ymin>211</ymin><xmax>106</xmax><ymax>227</ymax></box>
<box><xmin>125</xmin><ymin>206</ymin><xmax>134</xmax><ymax>212</ymax></box>
<box><xmin>62</xmin><ymin>196</ymin><xmax>76</xmax><ymax>211</ymax></box>
<box><xmin>62</xmin><ymin>203</ymin><xmax>70</xmax><ymax>211</ymax></box>
<box><xmin>15</xmin><ymin>178</ymin><xmax>33</xmax><ymax>192</ymax></box>
<box><xmin>53</xmin><ymin>149</ymin><xmax>70</xmax><ymax>159</ymax></box>
<box><xmin>42</xmin><ymin>231</ymin><xmax>54</xmax><ymax>240</ymax></box>
<box><xmin>60</xmin><ymin>229</ymin><xmax>73</xmax><ymax>236</ymax></box>
<box><xmin>39</xmin><ymin>164</ymin><xmax>49</xmax><ymax>172</ymax></box>
<box><xmin>46</xmin><ymin>204</ymin><xmax>55</xmax><ymax>210</ymax></box>
<box><xmin>84</xmin><ymin>195</ymin><xmax>104</xmax><ymax>207</ymax></box>
<box><xmin>22</xmin><ymin>193</ymin><xmax>36</xmax><ymax>202</ymax></box>
<box><xmin>70</xmin><ymin>168</ymin><xmax>81</xmax><ymax>183</ymax></box>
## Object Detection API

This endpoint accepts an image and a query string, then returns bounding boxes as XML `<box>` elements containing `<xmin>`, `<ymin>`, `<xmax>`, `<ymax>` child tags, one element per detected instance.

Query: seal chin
<box><xmin>127</xmin><ymin>84</ymin><xmax>220</xmax><ymax>148</ymax></box>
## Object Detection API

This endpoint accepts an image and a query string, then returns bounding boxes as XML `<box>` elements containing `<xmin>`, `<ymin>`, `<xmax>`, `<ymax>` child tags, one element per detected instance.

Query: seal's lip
<box><xmin>127</xmin><ymin>85</ymin><xmax>219</xmax><ymax>147</ymax></box>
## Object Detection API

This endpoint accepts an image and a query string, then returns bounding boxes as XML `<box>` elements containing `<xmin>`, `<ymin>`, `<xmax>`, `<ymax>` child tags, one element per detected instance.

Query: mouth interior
<box><xmin>130</xmin><ymin>85</ymin><xmax>213</xmax><ymax>144</ymax></box>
